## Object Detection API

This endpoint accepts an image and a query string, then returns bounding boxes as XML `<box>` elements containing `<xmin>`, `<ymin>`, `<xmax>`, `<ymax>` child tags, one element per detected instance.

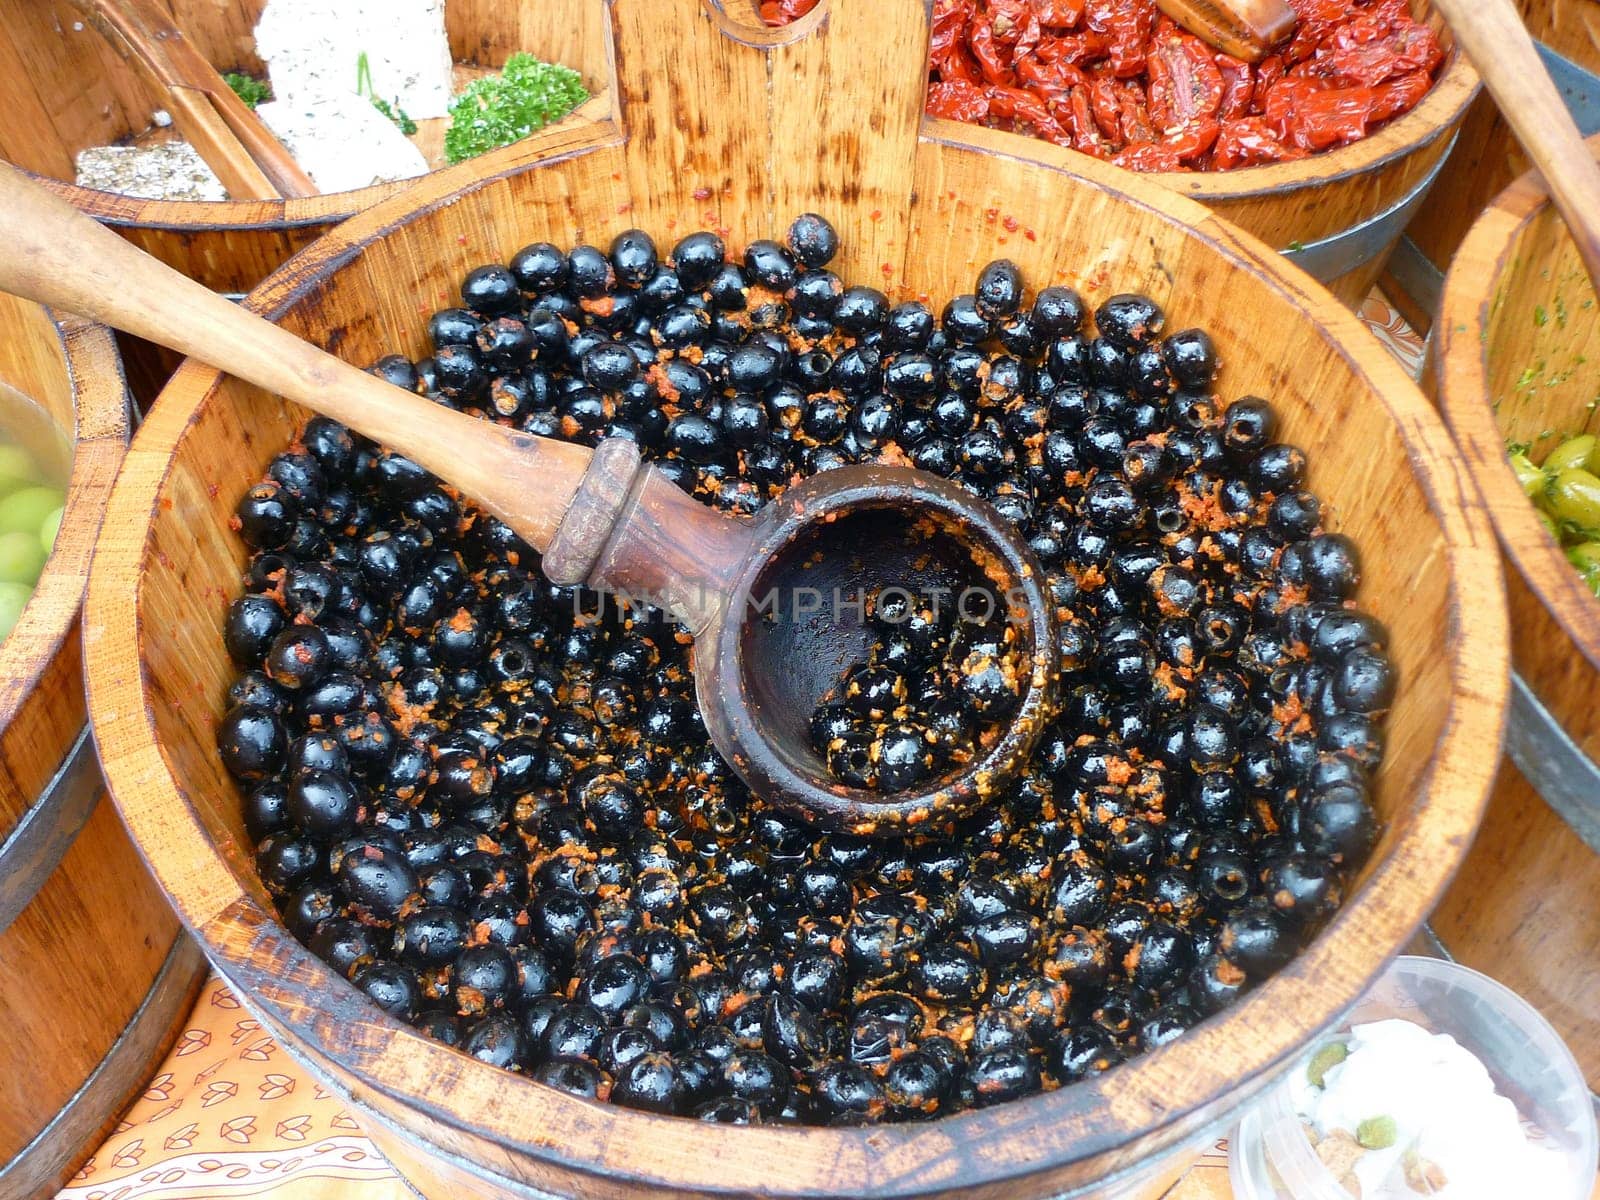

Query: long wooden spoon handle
<box><xmin>1432</xmin><ymin>0</ymin><xmax>1600</xmax><ymax>285</ymax></box>
<box><xmin>0</xmin><ymin>162</ymin><xmax>591</xmax><ymax>547</ymax></box>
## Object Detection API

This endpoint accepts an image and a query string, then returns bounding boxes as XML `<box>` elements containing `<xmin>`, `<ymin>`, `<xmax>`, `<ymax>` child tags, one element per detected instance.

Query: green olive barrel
<box><xmin>81</xmin><ymin>2</ymin><xmax>1505</xmax><ymax>1197</ymax></box>
<box><xmin>0</xmin><ymin>291</ymin><xmax>206</xmax><ymax>1198</ymax></box>
<box><xmin>0</xmin><ymin>0</ymin><xmax>611</xmax><ymax>297</ymax></box>
<box><xmin>916</xmin><ymin>0</ymin><xmax>1478</xmax><ymax>310</ymax></box>
<box><xmin>1431</xmin><ymin>136</ymin><xmax>1600</xmax><ymax>1089</ymax></box>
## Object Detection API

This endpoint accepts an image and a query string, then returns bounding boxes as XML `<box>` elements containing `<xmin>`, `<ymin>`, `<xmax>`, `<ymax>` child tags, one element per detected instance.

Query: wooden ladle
<box><xmin>0</xmin><ymin>162</ymin><xmax>1057</xmax><ymax>835</ymax></box>
<box><xmin>1429</xmin><ymin>0</ymin><xmax>1600</xmax><ymax>288</ymax></box>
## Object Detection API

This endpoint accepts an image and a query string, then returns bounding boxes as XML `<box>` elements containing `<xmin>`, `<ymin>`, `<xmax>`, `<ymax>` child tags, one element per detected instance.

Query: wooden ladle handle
<box><xmin>0</xmin><ymin>162</ymin><xmax>591</xmax><ymax>548</ymax></box>
<box><xmin>1431</xmin><ymin>0</ymin><xmax>1600</xmax><ymax>286</ymax></box>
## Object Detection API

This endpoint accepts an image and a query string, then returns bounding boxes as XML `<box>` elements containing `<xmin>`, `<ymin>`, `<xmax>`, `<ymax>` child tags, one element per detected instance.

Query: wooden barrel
<box><xmin>84</xmin><ymin>2</ymin><xmax>1506</xmax><ymax>1196</ymax></box>
<box><xmin>1385</xmin><ymin>0</ymin><xmax>1600</xmax><ymax>331</ymax></box>
<box><xmin>0</xmin><ymin>0</ymin><xmax>611</xmax><ymax>297</ymax></box>
<box><xmin>1430</xmin><ymin>136</ymin><xmax>1600</xmax><ymax>1089</ymax></box>
<box><xmin>916</xmin><ymin>0</ymin><xmax>1479</xmax><ymax>310</ymax></box>
<box><xmin>0</xmin><ymin>291</ymin><xmax>206</xmax><ymax>1199</ymax></box>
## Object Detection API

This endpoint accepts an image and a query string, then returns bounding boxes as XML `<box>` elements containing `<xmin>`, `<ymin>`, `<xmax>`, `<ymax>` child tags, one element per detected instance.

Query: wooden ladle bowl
<box><xmin>82</xmin><ymin>1</ymin><xmax>1506</xmax><ymax>1196</ymax></box>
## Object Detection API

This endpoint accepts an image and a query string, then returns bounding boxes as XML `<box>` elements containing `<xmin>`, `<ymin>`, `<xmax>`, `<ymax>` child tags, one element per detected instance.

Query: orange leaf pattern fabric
<box><xmin>56</xmin><ymin>975</ymin><xmax>407</xmax><ymax>1200</ymax></box>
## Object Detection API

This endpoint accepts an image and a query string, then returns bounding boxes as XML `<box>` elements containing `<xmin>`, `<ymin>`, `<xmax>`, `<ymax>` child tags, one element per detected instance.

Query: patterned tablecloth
<box><xmin>50</xmin><ymin>298</ymin><xmax>1479</xmax><ymax>1200</ymax></box>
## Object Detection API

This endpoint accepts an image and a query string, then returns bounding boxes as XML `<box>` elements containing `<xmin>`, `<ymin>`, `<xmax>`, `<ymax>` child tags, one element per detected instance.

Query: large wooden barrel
<box><xmin>0</xmin><ymin>292</ymin><xmax>206</xmax><ymax>1199</ymax></box>
<box><xmin>1386</xmin><ymin>0</ymin><xmax>1600</xmax><ymax>331</ymax></box>
<box><xmin>0</xmin><ymin>0</ymin><xmax>610</xmax><ymax>297</ymax></box>
<box><xmin>1431</xmin><ymin>136</ymin><xmax>1600</xmax><ymax>1088</ymax></box>
<box><xmin>84</xmin><ymin>2</ymin><xmax>1505</xmax><ymax>1196</ymax></box>
<box><xmin>911</xmin><ymin>0</ymin><xmax>1479</xmax><ymax>310</ymax></box>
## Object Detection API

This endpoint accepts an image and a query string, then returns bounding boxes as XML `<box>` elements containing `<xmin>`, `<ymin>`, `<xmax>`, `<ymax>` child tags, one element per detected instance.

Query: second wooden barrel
<box><xmin>0</xmin><ymin>291</ymin><xmax>207</xmax><ymax>1199</ymax></box>
<box><xmin>1432</xmin><ymin>135</ymin><xmax>1600</xmax><ymax>1088</ymax></box>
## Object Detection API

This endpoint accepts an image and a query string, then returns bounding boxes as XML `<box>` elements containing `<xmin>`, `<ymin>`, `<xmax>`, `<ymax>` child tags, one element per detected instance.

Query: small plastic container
<box><xmin>1229</xmin><ymin>955</ymin><xmax>1597</xmax><ymax>1200</ymax></box>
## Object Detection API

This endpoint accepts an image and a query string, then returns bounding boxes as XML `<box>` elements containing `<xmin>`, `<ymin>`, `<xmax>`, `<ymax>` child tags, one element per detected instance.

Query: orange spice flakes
<box><xmin>1271</xmin><ymin>691</ymin><xmax>1313</xmax><ymax>737</ymax></box>
<box><xmin>1153</xmin><ymin>661</ymin><xmax>1190</xmax><ymax>704</ymax></box>
<box><xmin>1175</xmin><ymin>473</ymin><xmax>1233</xmax><ymax>532</ymax></box>
<box><xmin>1070</xmin><ymin>561</ymin><xmax>1107</xmax><ymax>591</ymax></box>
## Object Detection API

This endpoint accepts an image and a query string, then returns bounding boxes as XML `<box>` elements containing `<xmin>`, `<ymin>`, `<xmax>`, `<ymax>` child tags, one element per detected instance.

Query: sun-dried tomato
<box><xmin>1036</xmin><ymin>29</ymin><xmax>1112</xmax><ymax>64</ymax></box>
<box><xmin>1067</xmin><ymin>84</ymin><xmax>1111</xmax><ymax>156</ymax></box>
<box><xmin>1116</xmin><ymin>79</ymin><xmax>1155</xmax><ymax>143</ymax></box>
<box><xmin>1085</xmin><ymin>0</ymin><xmax>1157</xmax><ymax>78</ymax></box>
<box><xmin>1216</xmin><ymin>54</ymin><xmax>1255</xmax><ymax>121</ymax></box>
<box><xmin>774</xmin><ymin>0</ymin><xmax>1442</xmax><ymax>173</ymax></box>
<box><xmin>1369</xmin><ymin>67</ymin><xmax>1432</xmax><ymax>122</ymax></box>
<box><xmin>1163</xmin><ymin>114</ymin><xmax>1220</xmax><ymax>161</ymax></box>
<box><xmin>1015</xmin><ymin>53</ymin><xmax>1084</xmax><ymax>102</ymax></box>
<box><xmin>1090</xmin><ymin>73</ymin><xmax>1123</xmax><ymax>140</ymax></box>
<box><xmin>931</xmin><ymin>0</ymin><xmax>971</xmax><ymax>60</ymax></box>
<box><xmin>988</xmin><ymin>0</ymin><xmax>1042</xmax><ymax>55</ymax></box>
<box><xmin>997</xmin><ymin>84</ymin><xmax>1074</xmax><ymax>142</ymax></box>
<box><xmin>1324</xmin><ymin>20</ymin><xmax>1442</xmax><ymax>86</ymax></box>
<box><xmin>1212</xmin><ymin>116</ymin><xmax>1304</xmax><ymax>169</ymax></box>
<box><xmin>1114</xmin><ymin>141</ymin><xmax>1184</xmax><ymax>171</ymax></box>
<box><xmin>1267</xmin><ymin>77</ymin><xmax>1374</xmax><ymax>150</ymax></box>
<box><xmin>969</xmin><ymin>19</ymin><xmax>1016</xmax><ymax>86</ymax></box>
<box><xmin>1147</xmin><ymin>29</ymin><xmax>1224</xmax><ymax>129</ymax></box>
<box><xmin>928</xmin><ymin>79</ymin><xmax>993</xmax><ymax>123</ymax></box>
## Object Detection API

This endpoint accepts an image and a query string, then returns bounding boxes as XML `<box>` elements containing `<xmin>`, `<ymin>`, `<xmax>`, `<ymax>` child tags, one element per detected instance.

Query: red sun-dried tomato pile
<box><xmin>763</xmin><ymin>0</ymin><xmax>1444</xmax><ymax>173</ymax></box>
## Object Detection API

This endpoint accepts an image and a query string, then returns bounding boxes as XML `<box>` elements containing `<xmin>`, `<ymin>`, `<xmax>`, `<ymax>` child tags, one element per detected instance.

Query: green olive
<box><xmin>1549</xmin><ymin>468</ymin><xmax>1600</xmax><ymax>531</ymax></box>
<box><xmin>1510</xmin><ymin>452</ymin><xmax>1548</xmax><ymax>500</ymax></box>
<box><xmin>0</xmin><ymin>485</ymin><xmax>64</xmax><ymax>538</ymax></box>
<box><xmin>0</xmin><ymin>531</ymin><xmax>45</xmax><ymax>585</ymax></box>
<box><xmin>0</xmin><ymin>446</ymin><xmax>38</xmax><ymax>498</ymax></box>
<box><xmin>1544</xmin><ymin>433</ymin><xmax>1598</xmax><ymax>474</ymax></box>
<box><xmin>0</xmin><ymin>581</ymin><xmax>30</xmax><ymax>640</ymax></box>
<box><xmin>1536</xmin><ymin>509</ymin><xmax>1562</xmax><ymax>541</ymax></box>
<box><xmin>39</xmin><ymin>504</ymin><xmax>62</xmax><ymax>556</ymax></box>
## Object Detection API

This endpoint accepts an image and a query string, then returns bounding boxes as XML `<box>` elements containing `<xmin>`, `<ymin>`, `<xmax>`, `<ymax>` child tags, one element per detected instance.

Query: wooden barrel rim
<box><xmin>0</xmin><ymin>309</ymin><xmax>130</xmax><ymax>842</ymax></box>
<box><xmin>920</xmin><ymin>5</ymin><xmax>1479</xmax><ymax>202</ymax></box>
<box><xmin>0</xmin><ymin>935</ymin><xmax>207</xmax><ymax>1199</ymax></box>
<box><xmin>1434</xmin><ymin>136</ymin><xmax>1600</xmax><ymax>678</ymax></box>
<box><xmin>0</xmin><ymin>312</ymin><xmax>129</xmax><ymax>730</ymax></box>
<box><xmin>86</xmin><ymin>52</ymin><xmax>1508</xmax><ymax>1189</ymax></box>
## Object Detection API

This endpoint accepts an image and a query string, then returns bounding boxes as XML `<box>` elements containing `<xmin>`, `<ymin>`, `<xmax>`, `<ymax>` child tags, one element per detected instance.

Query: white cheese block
<box><xmin>254</xmin><ymin>0</ymin><xmax>453</xmax><ymax>120</ymax></box>
<box><xmin>257</xmin><ymin>93</ymin><xmax>429</xmax><ymax>194</ymax></box>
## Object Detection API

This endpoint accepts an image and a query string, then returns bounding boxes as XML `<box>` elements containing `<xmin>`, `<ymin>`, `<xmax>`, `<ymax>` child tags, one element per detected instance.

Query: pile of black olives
<box><xmin>218</xmin><ymin>213</ymin><xmax>1391</xmax><ymax>1125</ymax></box>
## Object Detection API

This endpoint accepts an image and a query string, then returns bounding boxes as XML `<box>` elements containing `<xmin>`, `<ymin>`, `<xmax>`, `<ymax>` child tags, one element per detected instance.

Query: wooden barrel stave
<box><xmin>1432</xmin><ymin>134</ymin><xmax>1600</xmax><ymax>1088</ymax></box>
<box><xmin>0</xmin><ymin>293</ymin><xmax>205</xmax><ymax>1197</ymax></box>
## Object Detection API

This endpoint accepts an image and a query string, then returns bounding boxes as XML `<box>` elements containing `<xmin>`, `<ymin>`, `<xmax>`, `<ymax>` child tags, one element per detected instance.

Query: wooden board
<box><xmin>0</xmin><ymin>292</ymin><xmax>204</xmax><ymax>1196</ymax></box>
